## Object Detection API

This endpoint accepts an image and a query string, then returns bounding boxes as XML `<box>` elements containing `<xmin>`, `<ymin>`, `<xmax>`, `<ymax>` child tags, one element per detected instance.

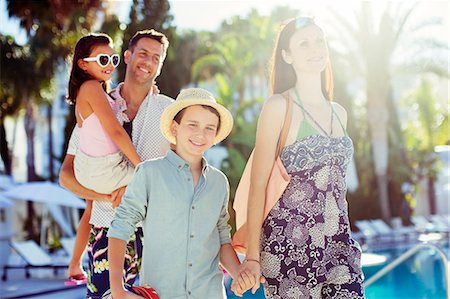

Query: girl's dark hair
<box><xmin>268</xmin><ymin>17</ymin><xmax>334</xmax><ymax>100</ymax></box>
<box><xmin>67</xmin><ymin>33</ymin><xmax>113</xmax><ymax>104</ymax></box>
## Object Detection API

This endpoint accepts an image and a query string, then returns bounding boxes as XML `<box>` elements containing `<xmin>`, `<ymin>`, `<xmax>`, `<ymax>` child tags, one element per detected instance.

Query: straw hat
<box><xmin>160</xmin><ymin>88</ymin><xmax>233</xmax><ymax>144</ymax></box>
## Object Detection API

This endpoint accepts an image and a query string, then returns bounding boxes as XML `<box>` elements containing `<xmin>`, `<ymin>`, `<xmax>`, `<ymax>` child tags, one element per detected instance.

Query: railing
<box><xmin>363</xmin><ymin>243</ymin><xmax>449</xmax><ymax>299</ymax></box>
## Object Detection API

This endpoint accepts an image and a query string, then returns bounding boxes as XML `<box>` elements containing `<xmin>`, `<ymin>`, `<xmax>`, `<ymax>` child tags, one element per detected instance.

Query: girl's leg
<box><xmin>67</xmin><ymin>200</ymin><xmax>92</xmax><ymax>278</ymax></box>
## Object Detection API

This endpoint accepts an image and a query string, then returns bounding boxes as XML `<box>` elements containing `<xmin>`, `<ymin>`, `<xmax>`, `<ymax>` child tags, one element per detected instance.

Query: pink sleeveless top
<box><xmin>78</xmin><ymin>94</ymin><xmax>120</xmax><ymax>157</ymax></box>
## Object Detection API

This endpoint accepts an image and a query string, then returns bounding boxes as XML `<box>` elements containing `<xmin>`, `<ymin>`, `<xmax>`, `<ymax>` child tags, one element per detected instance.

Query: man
<box><xmin>59</xmin><ymin>29</ymin><xmax>173</xmax><ymax>299</ymax></box>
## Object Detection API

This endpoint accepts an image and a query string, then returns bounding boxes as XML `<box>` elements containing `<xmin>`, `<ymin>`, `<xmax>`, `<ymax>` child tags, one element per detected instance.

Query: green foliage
<box><xmin>401</xmin><ymin>78</ymin><xmax>449</xmax><ymax>181</ymax></box>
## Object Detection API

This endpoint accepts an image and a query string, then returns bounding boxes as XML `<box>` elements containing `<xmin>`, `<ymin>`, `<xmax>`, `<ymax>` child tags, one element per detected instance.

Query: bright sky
<box><xmin>1</xmin><ymin>0</ymin><xmax>448</xmax><ymax>44</ymax></box>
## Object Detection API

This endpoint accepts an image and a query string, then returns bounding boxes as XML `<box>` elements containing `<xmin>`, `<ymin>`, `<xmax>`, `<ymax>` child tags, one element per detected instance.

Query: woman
<box><xmin>234</xmin><ymin>17</ymin><xmax>365</xmax><ymax>298</ymax></box>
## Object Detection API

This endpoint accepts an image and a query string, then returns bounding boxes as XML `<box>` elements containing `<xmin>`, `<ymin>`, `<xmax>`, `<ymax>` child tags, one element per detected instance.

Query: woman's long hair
<box><xmin>268</xmin><ymin>17</ymin><xmax>334</xmax><ymax>100</ymax></box>
<box><xmin>67</xmin><ymin>33</ymin><xmax>112</xmax><ymax>104</ymax></box>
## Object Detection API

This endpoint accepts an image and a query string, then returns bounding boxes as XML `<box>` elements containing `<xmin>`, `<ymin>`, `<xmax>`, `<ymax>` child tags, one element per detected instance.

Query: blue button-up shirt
<box><xmin>108</xmin><ymin>150</ymin><xmax>231</xmax><ymax>299</ymax></box>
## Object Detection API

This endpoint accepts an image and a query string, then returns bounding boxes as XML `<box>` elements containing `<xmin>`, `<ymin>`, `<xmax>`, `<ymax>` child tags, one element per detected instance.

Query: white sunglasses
<box><xmin>83</xmin><ymin>54</ymin><xmax>120</xmax><ymax>68</ymax></box>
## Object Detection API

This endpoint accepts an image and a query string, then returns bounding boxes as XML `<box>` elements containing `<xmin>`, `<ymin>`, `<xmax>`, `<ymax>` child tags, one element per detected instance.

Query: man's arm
<box><xmin>59</xmin><ymin>154</ymin><xmax>111</xmax><ymax>201</ymax></box>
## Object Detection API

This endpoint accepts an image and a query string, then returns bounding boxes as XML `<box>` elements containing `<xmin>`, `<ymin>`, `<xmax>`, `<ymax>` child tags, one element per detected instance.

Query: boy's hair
<box><xmin>128</xmin><ymin>29</ymin><xmax>169</xmax><ymax>60</ymax></box>
<box><xmin>67</xmin><ymin>33</ymin><xmax>112</xmax><ymax>104</ymax></box>
<box><xmin>174</xmin><ymin>105</ymin><xmax>221</xmax><ymax>133</ymax></box>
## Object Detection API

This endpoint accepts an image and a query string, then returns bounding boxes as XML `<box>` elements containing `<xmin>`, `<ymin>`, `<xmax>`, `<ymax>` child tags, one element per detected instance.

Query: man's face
<box><xmin>124</xmin><ymin>37</ymin><xmax>165</xmax><ymax>85</ymax></box>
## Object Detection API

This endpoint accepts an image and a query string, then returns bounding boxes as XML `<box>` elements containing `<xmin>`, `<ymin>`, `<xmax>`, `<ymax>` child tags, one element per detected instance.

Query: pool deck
<box><xmin>1</xmin><ymin>268</ymin><xmax>85</xmax><ymax>299</ymax></box>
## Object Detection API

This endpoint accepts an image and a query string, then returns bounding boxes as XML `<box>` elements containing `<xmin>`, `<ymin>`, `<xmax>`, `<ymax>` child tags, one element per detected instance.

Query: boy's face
<box><xmin>171</xmin><ymin>105</ymin><xmax>219</xmax><ymax>159</ymax></box>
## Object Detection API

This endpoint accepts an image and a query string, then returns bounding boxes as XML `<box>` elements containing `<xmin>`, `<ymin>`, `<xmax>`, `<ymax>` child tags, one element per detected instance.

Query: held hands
<box><xmin>111</xmin><ymin>186</ymin><xmax>127</xmax><ymax>208</ymax></box>
<box><xmin>231</xmin><ymin>259</ymin><xmax>266</xmax><ymax>297</ymax></box>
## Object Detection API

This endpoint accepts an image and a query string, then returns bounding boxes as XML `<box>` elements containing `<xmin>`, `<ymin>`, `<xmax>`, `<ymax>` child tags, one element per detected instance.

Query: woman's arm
<box><xmin>246</xmin><ymin>95</ymin><xmax>286</xmax><ymax>261</ymax></box>
<box><xmin>232</xmin><ymin>95</ymin><xmax>286</xmax><ymax>294</ymax></box>
<box><xmin>78</xmin><ymin>80</ymin><xmax>141</xmax><ymax>166</ymax></box>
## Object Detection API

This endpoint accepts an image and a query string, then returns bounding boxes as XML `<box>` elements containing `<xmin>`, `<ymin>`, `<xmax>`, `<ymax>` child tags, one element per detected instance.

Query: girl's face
<box><xmin>283</xmin><ymin>25</ymin><xmax>329</xmax><ymax>74</ymax></box>
<box><xmin>78</xmin><ymin>44</ymin><xmax>117</xmax><ymax>81</ymax></box>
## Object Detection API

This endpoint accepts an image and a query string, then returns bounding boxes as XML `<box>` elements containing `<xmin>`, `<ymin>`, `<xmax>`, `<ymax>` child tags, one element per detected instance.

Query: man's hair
<box><xmin>174</xmin><ymin>105</ymin><xmax>221</xmax><ymax>133</ymax></box>
<box><xmin>128</xmin><ymin>29</ymin><xmax>169</xmax><ymax>60</ymax></box>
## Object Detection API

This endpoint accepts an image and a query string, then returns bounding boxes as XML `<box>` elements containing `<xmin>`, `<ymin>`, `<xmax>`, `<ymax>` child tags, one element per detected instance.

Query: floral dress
<box><xmin>260</xmin><ymin>104</ymin><xmax>365</xmax><ymax>299</ymax></box>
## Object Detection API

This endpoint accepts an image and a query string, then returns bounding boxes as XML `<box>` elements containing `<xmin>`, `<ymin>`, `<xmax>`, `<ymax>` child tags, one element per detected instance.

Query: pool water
<box><xmin>363</xmin><ymin>242</ymin><xmax>448</xmax><ymax>299</ymax></box>
<box><xmin>224</xmin><ymin>242</ymin><xmax>449</xmax><ymax>299</ymax></box>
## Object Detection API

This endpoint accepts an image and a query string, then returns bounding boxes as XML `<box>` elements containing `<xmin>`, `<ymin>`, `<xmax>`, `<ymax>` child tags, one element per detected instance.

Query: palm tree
<box><xmin>6</xmin><ymin>0</ymin><xmax>103</xmax><ymax>181</ymax></box>
<box><xmin>0</xmin><ymin>35</ymin><xmax>26</xmax><ymax>175</ymax></box>
<box><xmin>331</xmin><ymin>2</ymin><xmax>447</xmax><ymax>221</ymax></box>
<box><xmin>5</xmin><ymin>0</ymin><xmax>104</xmax><ymax>241</ymax></box>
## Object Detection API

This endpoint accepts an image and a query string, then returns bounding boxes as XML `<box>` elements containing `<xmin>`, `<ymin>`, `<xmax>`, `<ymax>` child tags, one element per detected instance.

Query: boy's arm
<box><xmin>108</xmin><ymin>237</ymin><xmax>128</xmax><ymax>296</ymax></box>
<box><xmin>219</xmin><ymin>243</ymin><xmax>241</xmax><ymax>279</ymax></box>
<box><xmin>108</xmin><ymin>237</ymin><xmax>143</xmax><ymax>299</ymax></box>
<box><xmin>108</xmin><ymin>164</ymin><xmax>150</xmax><ymax>297</ymax></box>
<box><xmin>215</xmin><ymin>180</ymin><xmax>252</xmax><ymax>294</ymax></box>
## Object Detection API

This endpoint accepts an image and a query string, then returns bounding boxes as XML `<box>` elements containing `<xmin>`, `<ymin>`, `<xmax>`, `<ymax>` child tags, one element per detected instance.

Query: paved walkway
<box><xmin>0</xmin><ymin>268</ymin><xmax>85</xmax><ymax>299</ymax></box>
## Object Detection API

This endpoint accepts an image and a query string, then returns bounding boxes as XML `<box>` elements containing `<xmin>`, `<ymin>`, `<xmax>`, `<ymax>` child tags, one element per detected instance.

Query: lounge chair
<box><xmin>373</xmin><ymin>219</ymin><xmax>419</xmax><ymax>242</ymax></box>
<box><xmin>411</xmin><ymin>215</ymin><xmax>435</xmax><ymax>233</ymax></box>
<box><xmin>354</xmin><ymin>220</ymin><xmax>378</xmax><ymax>245</ymax></box>
<box><xmin>60</xmin><ymin>237</ymin><xmax>88</xmax><ymax>265</ymax></box>
<box><xmin>2</xmin><ymin>240</ymin><xmax>68</xmax><ymax>281</ymax></box>
<box><xmin>429</xmin><ymin>214</ymin><xmax>450</xmax><ymax>234</ymax></box>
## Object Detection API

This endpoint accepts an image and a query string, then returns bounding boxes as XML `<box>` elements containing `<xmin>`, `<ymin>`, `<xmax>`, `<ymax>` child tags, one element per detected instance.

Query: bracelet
<box><xmin>244</xmin><ymin>258</ymin><xmax>260</xmax><ymax>264</ymax></box>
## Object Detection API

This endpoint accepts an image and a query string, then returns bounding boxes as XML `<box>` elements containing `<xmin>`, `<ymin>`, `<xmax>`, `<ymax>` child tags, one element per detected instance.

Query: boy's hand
<box><xmin>231</xmin><ymin>260</ymin><xmax>266</xmax><ymax>295</ymax></box>
<box><xmin>231</xmin><ymin>270</ymin><xmax>255</xmax><ymax>297</ymax></box>
<box><xmin>111</xmin><ymin>186</ymin><xmax>126</xmax><ymax>208</ymax></box>
<box><xmin>110</xmin><ymin>289</ymin><xmax>144</xmax><ymax>299</ymax></box>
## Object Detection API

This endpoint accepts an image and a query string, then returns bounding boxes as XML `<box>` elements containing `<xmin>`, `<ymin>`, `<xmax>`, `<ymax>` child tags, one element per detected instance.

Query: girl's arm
<box><xmin>78</xmin><ymin>80</ymin><xmax>141</xmax><ymax>166</ymax></box>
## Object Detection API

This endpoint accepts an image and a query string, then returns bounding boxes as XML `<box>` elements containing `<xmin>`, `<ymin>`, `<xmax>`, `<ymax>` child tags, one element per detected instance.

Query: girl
<box><xmin>234</xmin><ymin>17</ymin><xmax>365</xmax><ymax>298</ymax></box>
<box><xmin>65</xmin><ymin>33</ymin><xmax>141</xmax><ymax>286</ymax></box>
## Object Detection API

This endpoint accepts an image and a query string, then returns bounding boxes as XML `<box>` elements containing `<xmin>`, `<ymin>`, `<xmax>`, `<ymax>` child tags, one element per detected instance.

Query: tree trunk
<box><xmin>24</xmin><ymin>101</ymin><xmax>38</xmax><ymax>241</ymax></box>
<box><xmin>367</xmin><ymin>89</ymin><xmax>391</xmax><ymax>221</ymax></box>
<box><xmin>47</xmin><ymin>104</ymin><xmax>54</xmax><ymax>181</ymax></box>
<box><xmin>376</xmin><ymin>174</ymin><xmax>391</xmax><ymax>221</ymax></box>
<box><xmin>427</xmin><ymin>176</ymin><xmax>436</xmax><ymax>214</ymax></box>
<box><xmin>24</xmin><ymin>101</ymin><xmax>37</xmax><ymax>181</ymax></box>
<box><xmin>0</xmin><ymin>119</ymin><xmax>12</xmax><ymax>175</ymax></box>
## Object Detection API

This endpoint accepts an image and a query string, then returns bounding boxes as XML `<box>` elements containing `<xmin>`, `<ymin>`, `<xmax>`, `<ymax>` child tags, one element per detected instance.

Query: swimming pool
<box><xmin>363</xmin><ymin>241</ymin><xmax>448</xmax><ymax>299</ymax></box>
<box><xmin>225</xmin><ymin>241</ymin><xmax>449</xmax><ymax>298</ymax></box>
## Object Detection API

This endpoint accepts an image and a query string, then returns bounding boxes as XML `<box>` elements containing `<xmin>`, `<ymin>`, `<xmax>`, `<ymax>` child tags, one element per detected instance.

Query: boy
<box><xmin>108</xmin><ymin>88</ymin><xmax>253</xmax><ymax>298</ymax></box>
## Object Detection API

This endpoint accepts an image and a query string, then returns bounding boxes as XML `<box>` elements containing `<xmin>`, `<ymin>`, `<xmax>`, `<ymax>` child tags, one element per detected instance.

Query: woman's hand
<box><xmin>231</xmin><ymin>260</ymin><xmax>266</xmax><ymax>296</ymax></box>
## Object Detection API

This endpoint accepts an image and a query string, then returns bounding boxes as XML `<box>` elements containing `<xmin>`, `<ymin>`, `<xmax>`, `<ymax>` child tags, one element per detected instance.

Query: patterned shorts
<box><xmin>86</xmin><ymin>226</ymin><xmax>143</xmax><ymax>299</ymax></box>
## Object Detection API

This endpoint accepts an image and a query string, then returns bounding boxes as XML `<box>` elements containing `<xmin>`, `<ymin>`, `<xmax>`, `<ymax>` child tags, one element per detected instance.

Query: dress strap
<box><xmin>76</xmin><ymin>107</ymin><xmax>85</xmax><ymax>123</ymax></box>
<box><xmin>293</xmin><ymin>89</ymin><xmax>332</xmax><ymax>136</ymax></box>
<box><xmin>331</xmin><ymin>104</ymin><xmax>348</xmax><ymax>136</ymax></box>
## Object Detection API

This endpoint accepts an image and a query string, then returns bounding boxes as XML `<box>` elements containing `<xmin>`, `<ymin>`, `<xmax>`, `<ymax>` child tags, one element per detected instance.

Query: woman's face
<box><xmin>283</xmin><ymin>25</ymin><xmax>329</xmax><ymax>74</ymax></box>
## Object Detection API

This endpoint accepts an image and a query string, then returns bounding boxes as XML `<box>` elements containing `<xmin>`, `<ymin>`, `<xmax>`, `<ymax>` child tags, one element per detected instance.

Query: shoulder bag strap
<box><xmin>275</xmin><ymin>92</ymin><xmax>293</xmax><ymax>157</ymax></box>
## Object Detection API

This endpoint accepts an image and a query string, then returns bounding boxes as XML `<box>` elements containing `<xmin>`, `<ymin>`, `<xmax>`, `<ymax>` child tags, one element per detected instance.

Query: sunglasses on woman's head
<box><xmin>83</xmin><ymin>54</ymin><xmax>120</xmax><ymax>68</ymax></box>
<box><xmin>295</xmin><ymin>17</ymin><xmax>314</xmax><ymax>28</ymax></box>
